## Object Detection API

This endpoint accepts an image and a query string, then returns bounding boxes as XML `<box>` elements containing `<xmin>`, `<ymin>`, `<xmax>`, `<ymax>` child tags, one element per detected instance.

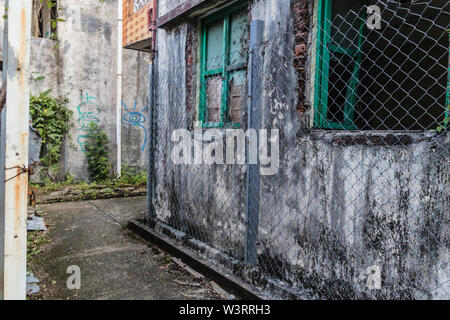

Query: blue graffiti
<box><xmin>77</xmin><ymin>93</ymin><xmax>101</xmax><ymax>152</ymax></box>
<box><xmin>122</xmin><ymin>101</ymin><xmax>148</xmax><ymax>152</ymax></box>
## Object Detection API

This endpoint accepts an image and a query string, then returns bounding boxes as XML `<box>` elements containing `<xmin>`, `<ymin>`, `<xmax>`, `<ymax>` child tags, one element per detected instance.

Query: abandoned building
<box><xmin>0</xmin><ymin>0</ymin><xmax>152</xmax><ymax>181</ymax></box>
<box><xmin>145</xmin><ymin>0</ymin><xmax>449</xmax><ymax>299</ymax></box>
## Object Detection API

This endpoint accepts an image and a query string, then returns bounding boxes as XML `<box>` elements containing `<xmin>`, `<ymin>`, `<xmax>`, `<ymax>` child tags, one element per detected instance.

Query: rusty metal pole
<box><xmin>0</xmin><ymin>0</ymin><xmax>32</xmax><ymax>300</ymax></box>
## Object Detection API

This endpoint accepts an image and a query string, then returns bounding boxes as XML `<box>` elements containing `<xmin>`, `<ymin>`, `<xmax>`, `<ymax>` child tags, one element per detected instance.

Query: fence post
<box><xmin>147</xmin><ymin>61</ymin><xmax>156</xmax><ymax>225</ymax></box>
<box><xmin>0</xmin><ymin>0</ymin><xmax>32</xmax><ymax>300</ymax></box>
<box><xmin>245</xmin><ymin>20</ymin><xmax>264</xmax><ymax>266</ymax></box>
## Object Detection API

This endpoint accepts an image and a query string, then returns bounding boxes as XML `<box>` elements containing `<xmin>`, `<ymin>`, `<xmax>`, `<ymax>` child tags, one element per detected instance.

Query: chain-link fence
<box><xmin>148</xmin><ymin>0</ymin><xmax>449</xmax><ymax>299</ymax></box>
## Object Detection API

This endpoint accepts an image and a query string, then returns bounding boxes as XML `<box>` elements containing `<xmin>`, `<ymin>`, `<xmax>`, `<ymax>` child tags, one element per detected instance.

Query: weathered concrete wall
<box><xmin>257</xmin><ymin>132</ymin><xmax>449</xmax><ymax>299</ymax></box>
<box><xmin>151</xmin><ymin>0</ymin><xmax>449</xmax><ymax>299</ymax></box>
<box><xmin>153</xmin><ymin>21</ymin><xmax>247</xmax><ymax>259</ymax></box>
<box><xmin>58</xmin><ymin>0</ymin><xmax>149</xmax><ymax>179</ymax></box>
<box><xmin>158</xmin><ymin>0</ymin><xmax>186</xmax><ymax>17</ymax></box>
<box><xmin>121</xmin><ymin>49</ymin><xmax>151</xmax><ymax>170</ymax></box>
<box><xmin>0</xmin><ymin>0</ymin><xmax>149</xmax><ymax>180</ymax></box>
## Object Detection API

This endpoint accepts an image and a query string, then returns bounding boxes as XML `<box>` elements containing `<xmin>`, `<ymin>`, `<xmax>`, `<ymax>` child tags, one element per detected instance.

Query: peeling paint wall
<box><xmin>152</xmin><ymin>0</ymin><xmax>449</xmax><ymax>299</ymax></box>
<box><xmin>0</xmin><ymin>0</ymin><xmax>150</xmax><ymax>180</ymax></box>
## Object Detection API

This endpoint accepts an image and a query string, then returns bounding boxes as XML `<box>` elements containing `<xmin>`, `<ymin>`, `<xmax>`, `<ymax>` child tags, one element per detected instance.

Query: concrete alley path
<box><xmin>30</xmin><ymin>197</ymin><xmax>221</xmax><ymax>300</ymax></box>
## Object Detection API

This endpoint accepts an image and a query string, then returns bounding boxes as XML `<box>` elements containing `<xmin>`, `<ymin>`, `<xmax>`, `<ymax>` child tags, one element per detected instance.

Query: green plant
<box><xmin>85</xmin><ymin>122</ymin><xmax>112</xmax><ymax>182</ymax></box>
<box><xmin>436</xmin><ymin>95</ymin><xmax>449</xmax><ymax>133</ymax></box>
<box><xmin>30</xmin><ymin>92</ymin><xmax>72</xmax><ymax>171</ymax></box>
<box><xmin>116</xmin><ymin>164</ymin><xmax>147</xmax><ymax>185</ymax></box>
<box><xmin>27</xmin><ymin>231</ymin><xmax>51</xmax><ymax>265</ymax></box>
<box><xmin>35</xmin><ymin>0</ymin><xmax>66</xmax><ymax>47</ymax></box>
<box><xmin>30</xmin><ymin>172</ymin><xmax>78</xmax><ymax>193</ymax></box>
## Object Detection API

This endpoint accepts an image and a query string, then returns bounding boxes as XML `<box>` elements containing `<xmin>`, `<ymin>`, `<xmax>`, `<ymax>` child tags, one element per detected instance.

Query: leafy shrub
<box><xmin>30</xmin><ymin>92</ymin><xmax>72</xmax><ymax>170</ymax></box>
<box><xmin>85</xmin><ymin>122</ymin><xmax>112</xmax><ymax>182</ymax></box>
<box><xmin>117</xmin><ymin>164</ymin><xmax>147</xmax><ymax>185</ymax></box>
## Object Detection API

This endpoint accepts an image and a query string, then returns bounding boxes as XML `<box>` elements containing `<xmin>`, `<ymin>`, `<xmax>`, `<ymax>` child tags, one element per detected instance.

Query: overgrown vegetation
<box><xmin>116</xmin><ymin>164</ymin><xmax>147</xmax><ymax>185</ymax></box>
<box><xmin>30</xmin><ymin>165</ymin><xmax>147</xmax><ymax>203</ymax></box>
<box><xmin>30</xmin><ymin>92</ymin><xmax>72</xmax><ymax>172</ymax></box>
<box><xmin>27</xmin><ymin>231</ymin><xmax>51</xmax><ymax>265</ymax></box>
<box><xmin>33</xmin><ymin>165</ymin><xmax>147</xmax><ymax>192</ymax></box>
<box><xmin>436</xmin><ymin>99</ymin><xmax>449</xmax><ymax>133</ymax></box>
<box><xmin>85</xmin><ymin>122</ymin><xmax>112</xmax><ymax>182</ymax></box>
<box><xmin>36</xmin><ymin>0</ymin><xmax>64</xmax><ymax>42</ymax></box>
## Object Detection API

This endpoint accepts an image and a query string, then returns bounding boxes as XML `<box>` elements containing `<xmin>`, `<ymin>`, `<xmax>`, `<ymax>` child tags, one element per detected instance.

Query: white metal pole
<box><xmin>0</xmin><ymin>0</ymin><xmax>32</xmax><ymax>300</ymax></box>
<box><xmin>0</xmin><ymin>0</ymin><xmax>9</xmax><ymax>300</ymax></box>
<box><xmin>116</xmin><ymin>0</ymin><xmax>123</xmax><ymax>177</ymax></box>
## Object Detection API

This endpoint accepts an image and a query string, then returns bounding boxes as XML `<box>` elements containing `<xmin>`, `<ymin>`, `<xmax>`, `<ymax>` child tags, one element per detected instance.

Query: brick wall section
<box><xmin>184</xmin><ymin>1</ymin><xmax>311</xmax><ymax>129</ymax></box>
<box><xmin>123</xmin><ymin>0</ymin><xmax>153</xmax><ymax>47</ymax></box>
<box><xmin>292</xmin><ymin>0</ymin><xmax>311</xmax><ymax>128</ymax></box>
<box><xmin>185</xmin><ymin>21</ymin><xmax>198</xmax><ymax>130</ymax></box>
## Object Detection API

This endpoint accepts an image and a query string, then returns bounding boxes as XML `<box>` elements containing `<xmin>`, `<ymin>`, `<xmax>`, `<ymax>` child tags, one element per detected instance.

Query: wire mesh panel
<box><xmin>149</xmin><ymin>0</ymin><xmax>449</xmax><ymax>299</ymax></box>
<box><xmin>150</xmin><ymin>61</ymin><xmax>249</xmax><ymax>262</ymax></box>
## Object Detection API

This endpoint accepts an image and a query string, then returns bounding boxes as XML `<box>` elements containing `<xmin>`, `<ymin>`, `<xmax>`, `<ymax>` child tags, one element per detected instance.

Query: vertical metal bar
<box><xmin>147</xmin><ymin>61</ymin><xmax>155</xmax><ymax>225</ymax></box>
<box><xmin>445</xmin><ymin>31</ymin><xmax>449</xmax><ymax>128</ymax></box>
<box><xmin>245</xmin><ymin>19</ymin><xmax>264</xmax><ymax>266</ymax></box>
<box><xmin>0</xmin><ymin>0</ymin><xmax>32</xmax><ymax>300</ymax></box>
<box><xmin>116</xmin><ymin>0</ymin><xmax>123</xmax><ymax>177</ymax></box>
<box><xmin>221</xmin><ymin>15</ymin><xmax>230</xmax><ymax>126</ymax></box>
<box><xmin>199</xmin><ymin>24</ymin><xmax>207</xmax><ymax>125</ymax></box>
<box><xmin>0</xmin><ymin>0</ymin><xmax>9</xmax><ymax>300</ymax></box>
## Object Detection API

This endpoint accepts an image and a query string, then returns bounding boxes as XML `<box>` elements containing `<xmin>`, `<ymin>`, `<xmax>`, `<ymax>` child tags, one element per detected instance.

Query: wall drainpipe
<box><xmin>149</xmin><ymin>0</ymin><xmax>157</xmax><ymax>62</ymax></box>
<box><xmin>147</xmin><ymin>0</ymin><xmax>157</xmax><ymax>221</ymax></box>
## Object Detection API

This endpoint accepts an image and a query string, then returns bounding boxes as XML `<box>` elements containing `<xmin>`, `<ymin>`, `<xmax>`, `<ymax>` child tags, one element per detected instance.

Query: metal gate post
<box><xmin>147</xmin><ymin>61</ymin><xmax>156</xmax><ymax>225</ymax></box>
<box><xmin>0</xmin><ymin>0</ymin><xmax>32</xmax><ymax>300</ymax></box>
<box><xmin>245</xmin><ymin>20</ymin><xmax>264</xmax><ymax>266</ymax></box>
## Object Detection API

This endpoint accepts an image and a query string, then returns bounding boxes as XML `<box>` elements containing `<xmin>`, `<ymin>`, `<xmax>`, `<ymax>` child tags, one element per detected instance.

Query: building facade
<box><xmin>1</xmin><ymin>0</ymin><xmax>151</xmax><ymax>181</ymax></box>
<box><xmin>148</xmin><ymin>0</ymin><xmax>449</xmax><ymax>299</ymax></box>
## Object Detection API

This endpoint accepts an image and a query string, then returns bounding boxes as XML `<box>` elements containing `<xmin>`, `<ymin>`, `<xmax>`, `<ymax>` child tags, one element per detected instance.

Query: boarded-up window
<box><xmin>199</xmin><ymin>3</ymin><xmax>248</xmax><ymax>127</ymax></box>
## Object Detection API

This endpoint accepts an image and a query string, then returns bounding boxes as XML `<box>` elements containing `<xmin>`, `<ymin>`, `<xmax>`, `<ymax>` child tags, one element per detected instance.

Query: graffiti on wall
<box><xmin>122</xmin><ymin>101</ymin><xmax>148</xmax><ymax>152</ymax></box>
<box><xmin>76</xmin><ymin>92</ymin><xmax>101</xmax><ymax>152</ymax></box>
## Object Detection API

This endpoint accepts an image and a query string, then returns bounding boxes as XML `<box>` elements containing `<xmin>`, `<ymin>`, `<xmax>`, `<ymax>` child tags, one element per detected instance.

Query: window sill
<box><xmin>309</xmin><ymin>130</ymin><xmax>445</xmax><ymax>147</ymax></box>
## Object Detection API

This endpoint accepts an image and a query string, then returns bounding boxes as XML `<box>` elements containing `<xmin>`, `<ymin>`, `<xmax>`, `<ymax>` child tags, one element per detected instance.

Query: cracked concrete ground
<box><xmin>29</xmin><ymin>196</ymin><xmax>223</xmax><ymax>300</ymax></box>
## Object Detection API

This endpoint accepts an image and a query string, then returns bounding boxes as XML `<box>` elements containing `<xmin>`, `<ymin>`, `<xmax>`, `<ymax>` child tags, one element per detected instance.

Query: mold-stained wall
<box><xmin>151</xmin><ymin>0</ymin><xmax>449</xmax><ymax>299</ymax></box>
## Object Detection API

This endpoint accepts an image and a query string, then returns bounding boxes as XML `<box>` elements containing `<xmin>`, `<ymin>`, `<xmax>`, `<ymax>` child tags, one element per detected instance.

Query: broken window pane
<box><xmin>229</xmin><ymin>8</ymin><xmax>248</xmax><ymax>66</ymax></box>
<box><xmin>206</xmin><ymin>77</ymin><xmax>223</xmax><ymax>122</ymax></box>
<box><xmin>228</xmin><ymin>70</ymin><xmax>246</xmax><ymax>123</ymax></box>
<box><xmin>206</xmin><ymin>19</ymin><xmax>224</xmax><ymax>71</ymax></box>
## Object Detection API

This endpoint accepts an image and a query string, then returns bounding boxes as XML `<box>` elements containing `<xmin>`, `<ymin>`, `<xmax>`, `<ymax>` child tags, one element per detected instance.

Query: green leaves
<box><xmin>30</xmin><ymin>92</ymin><xmax>72</xmax><ymax>169</ymax></box>
<box><xmin>436</xmin><ymin>102</ymin><xmax>449</xmax><ymax>133</ymax></box>
<box><xmin>85</xmin><ymin>122</ymin><xmax>112</xmax><ymax>182</ymax></box>
<box><xmin>117</xmin><ymin>164</ymin><xmax>147</xmax><ymax>185</ymax></box>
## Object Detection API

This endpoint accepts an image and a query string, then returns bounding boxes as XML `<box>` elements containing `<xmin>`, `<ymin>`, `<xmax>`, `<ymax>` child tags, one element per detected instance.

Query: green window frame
<box><xmin>199</xmin><ymin>1</ymin><xmax>248</xmax><ymax>128</ymax></box>
<box><xmin>444</xmin><ymin>31</ymin><xmax>450</xmax><ymax>131</ymax></box>
<box><xmin>314</xmin><ymin>0</ymin><xmax>366</xmax><ymax>130</ymax></box>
